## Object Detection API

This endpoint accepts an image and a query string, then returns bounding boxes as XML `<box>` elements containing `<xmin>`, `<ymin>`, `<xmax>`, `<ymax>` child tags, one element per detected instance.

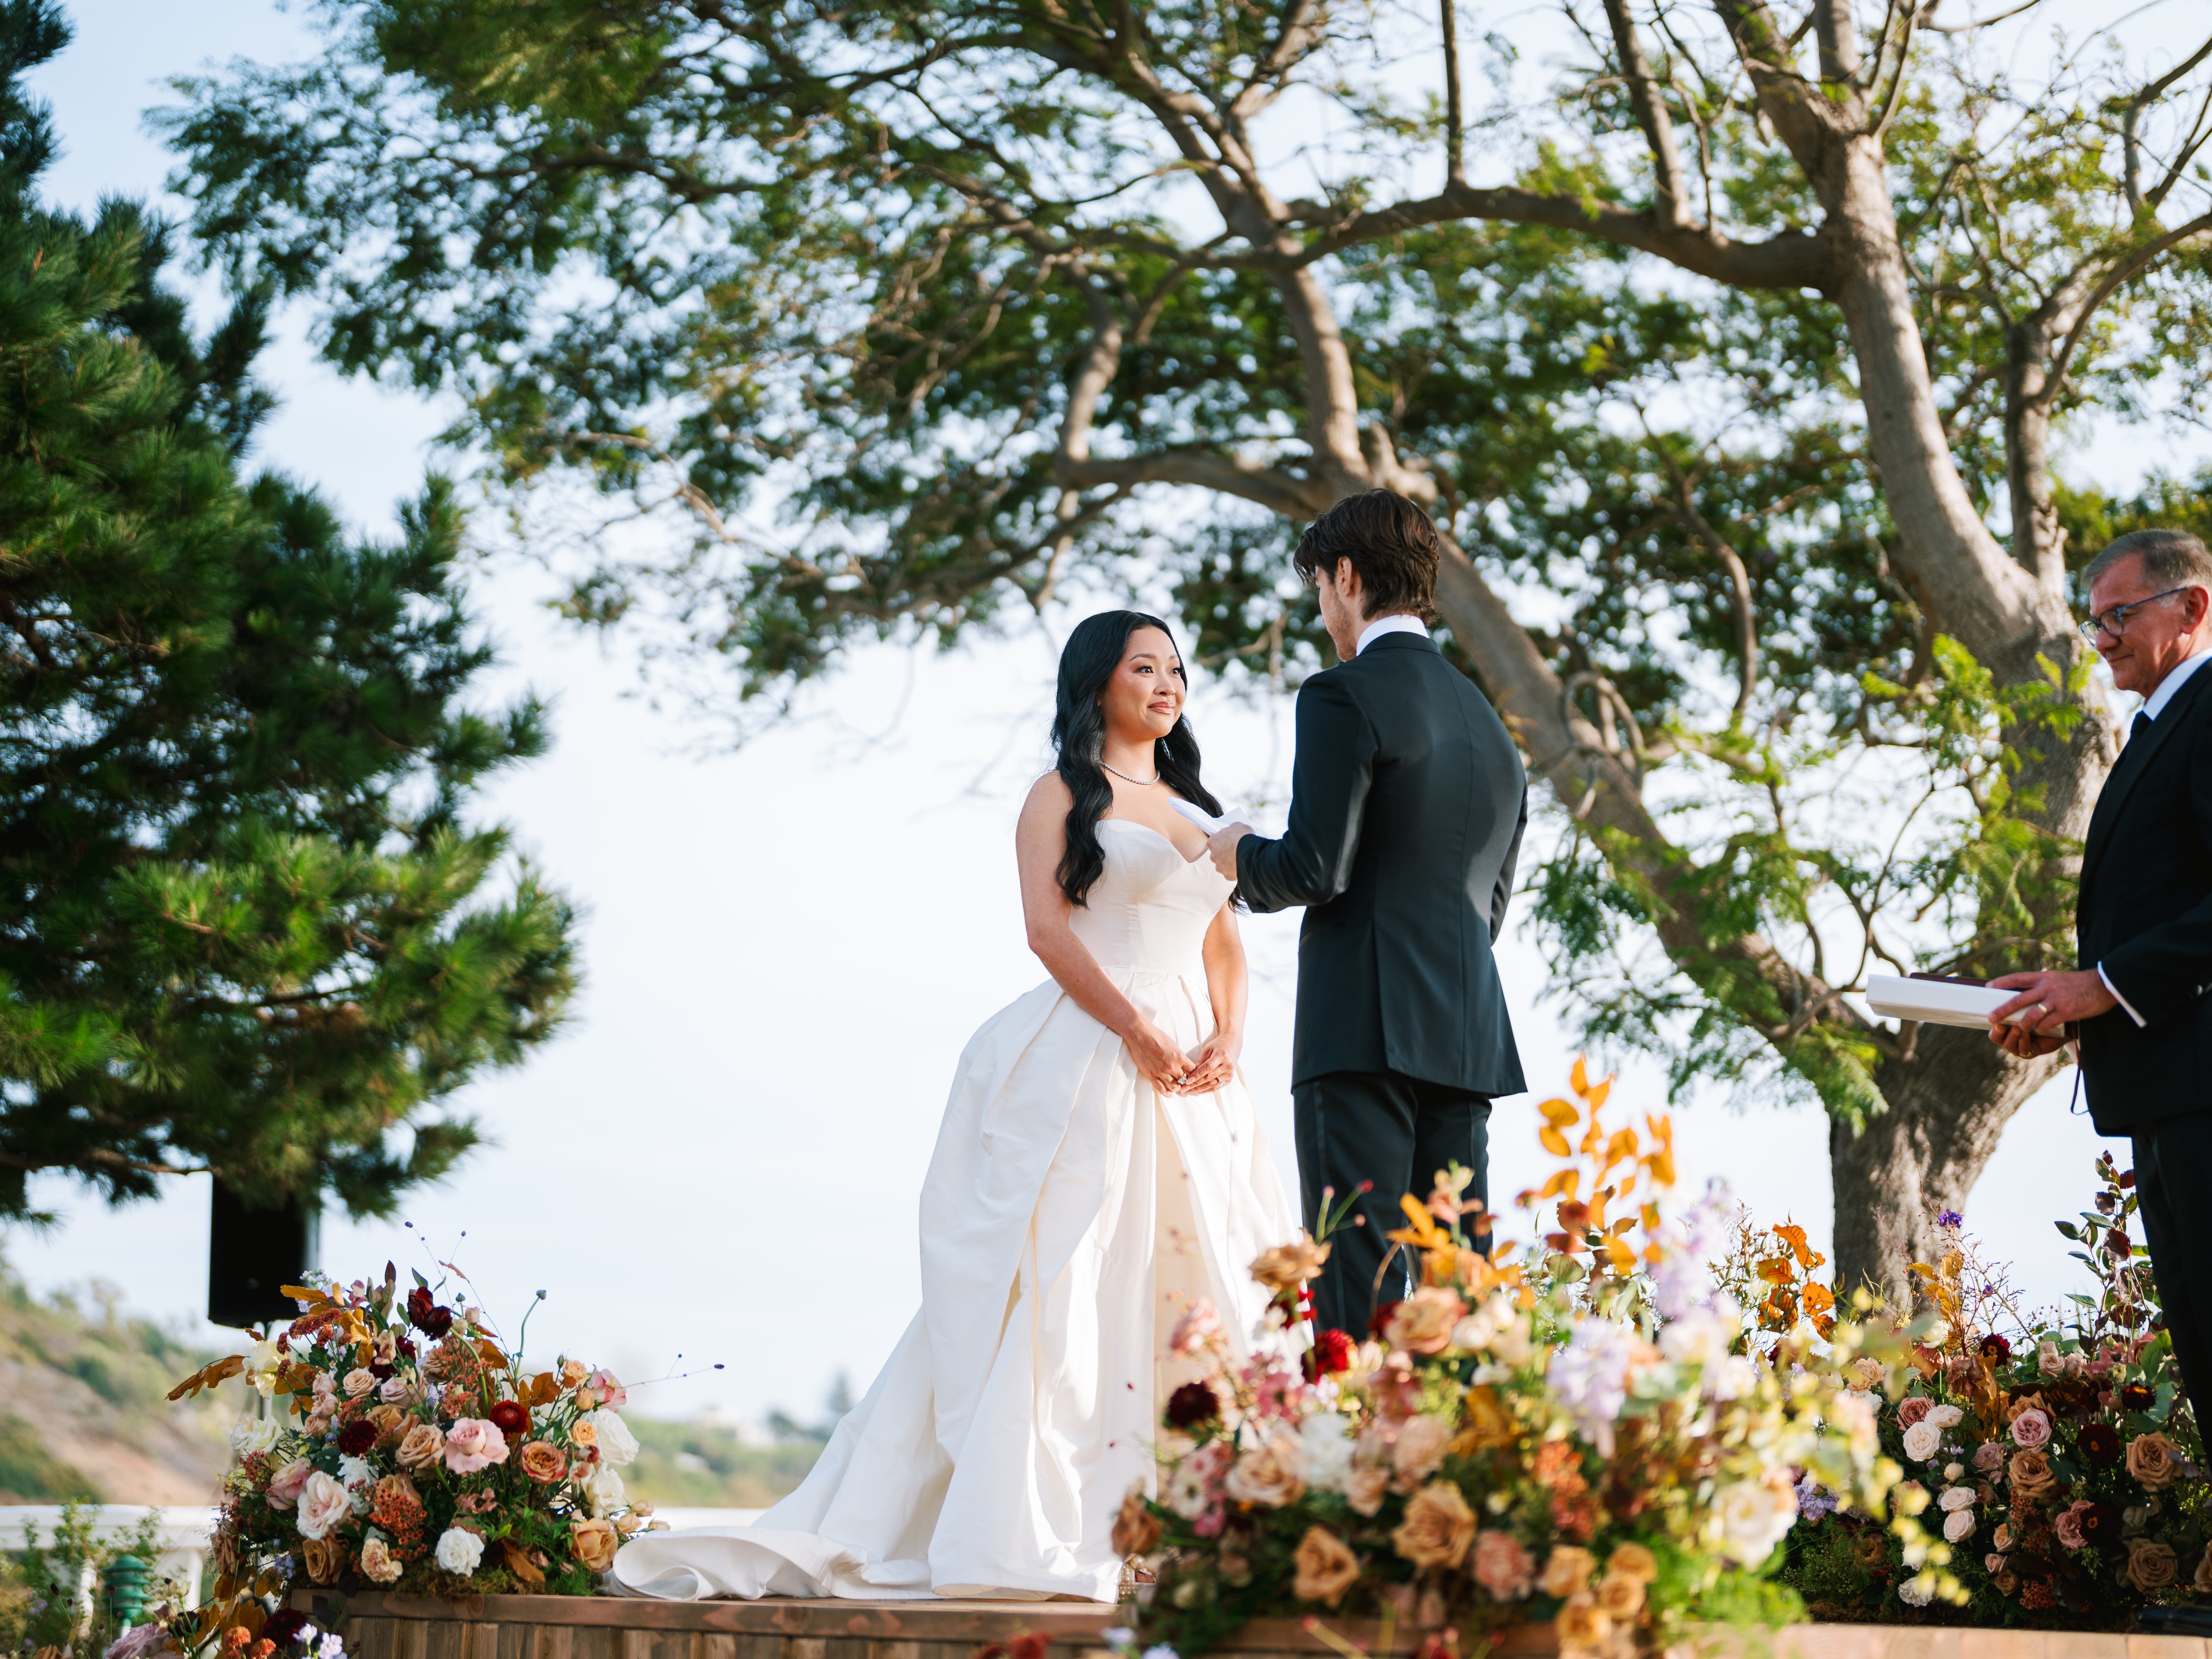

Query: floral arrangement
<box><xmin>1115</xmin><ymin>1063</ymin><xmax>1933</xmax><ymax>1659</ymax></box>
<box><xmin>1782</xmin><ymin>1153</ymin><xmax>2208</xmax><ymax>1627</ymax></box>
<box><xmin>161</xmin><ymin>1260</ymin><xmax>661</xmax><ymax>1633</ymax></box>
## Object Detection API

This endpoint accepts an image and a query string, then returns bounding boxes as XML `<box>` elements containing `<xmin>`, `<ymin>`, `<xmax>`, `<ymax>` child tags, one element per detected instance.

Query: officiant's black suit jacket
<box><xmin>2077</xmin><ymin>660</ymin><xmax>2212</xmax><ymax>1135</ymax></box>
<box><xmin>1236</xmin><ymin>632</ymin><xmax>1528</xmax><ymax>1097</ymax></box>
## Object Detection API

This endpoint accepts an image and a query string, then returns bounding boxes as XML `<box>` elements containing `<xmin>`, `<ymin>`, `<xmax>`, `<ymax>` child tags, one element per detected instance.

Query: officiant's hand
<box><xmin>1124</xmin><ymin>1016</ymin><xmax>1192</xmax><ymax>1095</ymax></box>
<box><xmin>1986</xmin><ymin>968</ymin><xmax>2113</xmax><ymax>1058</ymax></box>
<box><xmin>1204</xmin><ymin>823</ymin><xmax>1251</xmax><ymax>881</ymax></box>
<box><xmin>1176</xmin><ymin>1028</ymin><xmax>1242</xmax><ymax>1095</ymax></box>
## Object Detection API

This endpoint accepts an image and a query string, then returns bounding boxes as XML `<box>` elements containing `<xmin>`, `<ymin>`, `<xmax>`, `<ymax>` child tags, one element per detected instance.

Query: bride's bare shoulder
<box><xmin>1022</xmin><ymin>770</ymin><xmax>1073</xmax><ymax>815</ymax></box>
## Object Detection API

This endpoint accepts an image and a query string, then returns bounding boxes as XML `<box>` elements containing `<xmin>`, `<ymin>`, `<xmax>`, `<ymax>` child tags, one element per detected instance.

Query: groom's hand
<box><xmin>1204</xmin><ymin>823</ymin><xmax>1251</xmax><ymax>881</ymax></box>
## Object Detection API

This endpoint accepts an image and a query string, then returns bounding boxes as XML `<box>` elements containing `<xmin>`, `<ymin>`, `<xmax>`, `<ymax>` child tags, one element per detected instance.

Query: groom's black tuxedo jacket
<box><xmin>1237</xmin><ymin>632</ymin><xmax>1528</xmax><ymax>1096</ymax></box>
<box><xmin>2076</xmin><ymin>659</ymin><xmax>2212</xmax><ymax>1136</ymax></box>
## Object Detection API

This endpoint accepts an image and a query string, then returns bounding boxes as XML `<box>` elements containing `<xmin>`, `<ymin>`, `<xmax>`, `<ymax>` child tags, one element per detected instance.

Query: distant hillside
<box><xmin>0</xmin><ymin>1271</ymin><xmax>233</xmax><ymax>1503</ymax></box>
<box><xmin>0</xmin><ymin>1264</ymin><xmax>826</xmax><ymax>1509</ymax></box>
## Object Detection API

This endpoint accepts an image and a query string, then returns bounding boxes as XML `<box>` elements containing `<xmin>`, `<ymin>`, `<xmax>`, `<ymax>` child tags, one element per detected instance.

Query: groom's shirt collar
<box><xmin>1355</xmin><ymin>613</ymin><xmax>1430</xmax><ymax>656</ymax></box>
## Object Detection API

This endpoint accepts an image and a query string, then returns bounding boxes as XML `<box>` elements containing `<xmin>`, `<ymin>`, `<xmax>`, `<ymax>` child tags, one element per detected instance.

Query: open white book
<box><xmin>1865</xmin><ymin>974</ymin><xmax>2027</xmax><ymax>1029</ymax></box>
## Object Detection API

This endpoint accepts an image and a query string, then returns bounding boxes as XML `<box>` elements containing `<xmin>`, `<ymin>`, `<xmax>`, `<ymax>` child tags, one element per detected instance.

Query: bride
<box><xmin>613</xmin><ymin>611</ymin><xmax>1296</xmax><ymax>1603</ymax></box>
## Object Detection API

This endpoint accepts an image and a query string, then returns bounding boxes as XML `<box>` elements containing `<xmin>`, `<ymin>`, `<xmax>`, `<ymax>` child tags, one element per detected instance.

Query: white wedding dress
<box><xmin>613</xmin><ymin>820</ymin><xmax>1296</xmax><ymax>1603</ymax></box>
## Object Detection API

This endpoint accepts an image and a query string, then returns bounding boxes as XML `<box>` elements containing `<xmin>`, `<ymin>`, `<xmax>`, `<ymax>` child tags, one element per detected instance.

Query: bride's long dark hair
<box><xmin>1051</xmin><ymin>610</ymin><xmax>1223</xmax><ymax>906</ymax></box>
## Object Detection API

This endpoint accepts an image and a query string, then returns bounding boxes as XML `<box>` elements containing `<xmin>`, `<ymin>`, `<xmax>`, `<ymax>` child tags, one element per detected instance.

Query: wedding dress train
<box><xmin>613</xmin><ymin>820</ymin><xmax>1296</xmax><ymax>1602</ymax></box>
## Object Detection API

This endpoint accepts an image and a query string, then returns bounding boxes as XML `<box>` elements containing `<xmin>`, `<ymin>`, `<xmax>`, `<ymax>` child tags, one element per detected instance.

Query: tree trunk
<box><xmin>1832</xmin><ymin>1027</ymin><xmax>2068</xmax><ymax>1298</ymax></box>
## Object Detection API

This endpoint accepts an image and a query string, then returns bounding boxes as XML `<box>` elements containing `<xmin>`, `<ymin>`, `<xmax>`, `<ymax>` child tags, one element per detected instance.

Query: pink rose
<box><xmin>1170</xmin><ymin>1299</ymin><xmax>1222</xmax><ymax>1357</ymax></box>
<box><xmin>1897</xmin><ymin>1397</ymin><xmax>1934</xmax><ymax>1428</ymax></box>
<box><xmin>2055</xmin><ymin>1499</ymin><xmax>2094</xmax><ymax>1551</ymax></box>
<box><xmin>2011</xmin><ymin>1408</ymin><xmax>2052</xmax><ymax>1450</ymax></box>
<box><xmin>1473</xmin><ymin>1530</ymin><xmax>1534</xmax><ymax>1601</ymax></box>
<box><xmin>1972</xmin><ymin>1441</ymin><xmax>2007</xmax><ymax>1473</ymax></box>
<box><xmin>589</xmin><ymin>1370</ymin><xmax>628</xmax><ymax>1411</ymax></box>
<box><xmin>295</xmin><ymin>1470</ymin><xmax>353</xmax><ymax>1541</ymax></box>
<box><xmin>442</xmin><ymin>1416</ymin><xmax>510</xmax><ymax>1474</ymax></box>
<box><xmin>266</xmin><ymin>1456</ymin><xmax>313</xmax><ymax>1508</ymax></box>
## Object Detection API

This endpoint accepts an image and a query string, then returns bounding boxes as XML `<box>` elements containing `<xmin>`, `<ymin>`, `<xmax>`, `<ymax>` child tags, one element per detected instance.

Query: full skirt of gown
<box><xmin>613</xmin><ymin>822</ymin><xmax>1296</xmax><ymax>1602</ymax></box>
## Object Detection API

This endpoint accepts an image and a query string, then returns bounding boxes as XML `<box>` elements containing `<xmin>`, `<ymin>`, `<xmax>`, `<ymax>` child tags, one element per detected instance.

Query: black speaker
<box><xmin>208</xmin><ymin>1179</ymin><xmax>320</xmax><ymax>1330</ymax></box>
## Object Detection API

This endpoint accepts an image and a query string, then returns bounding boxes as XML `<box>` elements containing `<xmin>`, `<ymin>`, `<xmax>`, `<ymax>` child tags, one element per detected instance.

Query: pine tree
<box><xmin>0</xmin><ymin>1</ymin><xmax>579</xmax><ymax>1223</ymax></box>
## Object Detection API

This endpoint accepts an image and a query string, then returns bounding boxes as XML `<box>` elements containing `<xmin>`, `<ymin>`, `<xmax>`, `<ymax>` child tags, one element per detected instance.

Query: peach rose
<box><xmin>2008</xmin><ymin>1449</ymin><xmax>2057</xmax><ymax>1500</ymax></box>
<box><xmin>1391</xmin><ymin>1481</ymin><xmax>1476</xmax><ymax>1570</ymax></box>
<box><xmin>2127</xmin><ymin>1432</ymin><xmax>2182</xmax><ymax>1490</ymax></box>
<box><xmin>1111</xmin><ymin>1485</ymin><xmax>1162</xmax><ymax>1558</ymax></box>
<box><xmin>560</xmin><ymin>1359</ymin><xmax>589</xmax><ymax>1388</ymax></box>
<box><xmin>358</xmin><ymin>1534</ymin><xmax>404</xmax><ymax>1585</ymax></box>
<box><xmin>1472</xmin><ymin>1530</ymin><xmax>1533</xmax><ymax>1601</ymax></box>
<box><xmin>368</xmin><ymin>1404</ymin><xmax>406</xmax><ymax>1444</ymax></box>
<box><xmin>519</xmin><ymin>1440</ymin><xmax>568</xmax><ymax>1486</ymax></box>
<box><xmin>1292</xmin><ymin>1526</ymin><xmax>1361</xmax><ymax>1607</ymax></box>
<box><xmin>2125</xmin><ymin>1537</ymin><xmax>2179</xmax><ymax>1591</ymax></box>
<box><xmin>1606</xmin><ymin>1542</ymin><xmax>1658</xmax><ymax>1585</ymax></box>
<box><xmin>569</xmin><ymin>1419</ymin><xmax>600</xmax><ymax>1455</ymax></box>
<box><xmin>1250</xmin><ymin>1239</ymin><xmax>1331</xmax><ymax>1293</ymax></box>
<box><xmin>300</xmin><ymin>1534</ymin><xmax>346</xmax><ymax>1585</ymax></box>
<box><xmin>443</xmin><ymin>1417</ymin><xmax>509</xmax><ymax>1474</ymax></box>
<box><xmin>266</xmin><ymin>1456</ymin><xmax>312</xmax><ymax>1508</ymax></box>
<box><xmin>570</xmin><ymin>1517</ymin><xmax>619</xmax><ymax>1572</ymax></box>
<box><xmin>1554</xmin><ymin>1593</ymin><xmax>1612</xmax><ymax>1656</ymax></box>
<box><xmin>1386</xmin><ymin>1288</ymin><xmax>1468</xmax><ymax>1356</ymax></box>
<box><xmin>1597</xmin><ymin>1573</ymin><xmax>1646</xmax><ymax>1620</ymax></box>
<box><xmin>1224</xmin><ymin>1431</ymin><xmax>1306</xmax><ymax>1508</ymax></box>
<box><xmin>396</xmin><ymin>1422</ymin><xmax>445</xmax><ymax>1472</ymax></box>
<box><xmin>1345</xmin><ymin>1467</ymin><xmax>1391</xmax><ymax>1516</ymax></box>
<box><xmin>342</xmin><ymin>1368</ymin><xmax>379</xmax><ymax>1399</ymax></box>
<box><xmin>1392</xmin><ymin>1415</ymin><xmax>1452</xmax><ymax>1486</ymax></box>
<box><xmin>1540</xmin><ymin>1545</ymin><xmax>1596</xmax><ymax>1597</ymax></box>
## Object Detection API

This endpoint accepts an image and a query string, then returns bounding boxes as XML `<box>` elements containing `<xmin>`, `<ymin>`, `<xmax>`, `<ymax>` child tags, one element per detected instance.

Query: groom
<box><xmin>1205</xmin><ymin>489</ymin><xmax>1527</xmax><ymax>1338</ymax></box>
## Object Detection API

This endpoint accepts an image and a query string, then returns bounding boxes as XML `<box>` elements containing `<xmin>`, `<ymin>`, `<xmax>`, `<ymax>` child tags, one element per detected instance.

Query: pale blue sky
<box><xmin>13</xmin><ymin>0</ymin><xmax>2134</xmax><ymax>1423</ymax></box>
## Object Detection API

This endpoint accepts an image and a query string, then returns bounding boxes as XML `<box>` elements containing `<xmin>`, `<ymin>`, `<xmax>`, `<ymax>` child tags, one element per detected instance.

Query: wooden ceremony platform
<box><xmin>301</xmin><ymin>1592</ymin><xmax>2212</xmax><ymax>1659</ymax></box>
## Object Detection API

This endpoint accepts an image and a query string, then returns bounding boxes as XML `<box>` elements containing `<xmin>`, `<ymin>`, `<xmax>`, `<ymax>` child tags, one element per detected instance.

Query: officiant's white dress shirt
<box><xmin>1356</xmin><ymin>613</ymin><xmax>1430</xmax><ymax>654</ymax></box>
<box><xmin>2099</xmin><ymin>642</ymin><xmax>2212</xmax><ymax>1027</ymax></box>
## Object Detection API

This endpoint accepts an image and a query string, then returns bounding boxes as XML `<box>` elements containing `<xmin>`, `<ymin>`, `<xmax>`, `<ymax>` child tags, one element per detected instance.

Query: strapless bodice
<box><xmin>1067</xmin><ymin>819</ymin><xmax>1234</xmax><ymax>976</ymax></box>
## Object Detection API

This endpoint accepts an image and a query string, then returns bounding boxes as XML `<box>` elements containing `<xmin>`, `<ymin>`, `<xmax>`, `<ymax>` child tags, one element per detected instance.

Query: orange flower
<box><xmin>519</xmin><ymin>1441</ymin><xmax>568</xmax><ymax>1485</ymax></box>
<box><xmin>1391</xmin><ymin>1481</ymin><xmax>1475</xmax><ymax>1569</ymax></box>
<box><xmin>1292</xmin><ymin>1526</ymin><xmax>1361</xmax><ymax>1606</ymax></box>
<box><xmin>1110</xmin><ymin>1486</ymin><xmax>1162</xmax><ymax>1558</ymax></box>
<box><xmin>570</xmin><ymin>1517</ymin><xmax>619</xmax><ymax>1572</ymax></box>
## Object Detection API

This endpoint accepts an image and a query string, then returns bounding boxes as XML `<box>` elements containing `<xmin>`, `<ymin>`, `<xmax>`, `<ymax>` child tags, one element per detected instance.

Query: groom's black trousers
<box><xmin>1293</xmin><ymin>1069</ymin><xmax>1490</xmax><ymax>1339</ymax></box>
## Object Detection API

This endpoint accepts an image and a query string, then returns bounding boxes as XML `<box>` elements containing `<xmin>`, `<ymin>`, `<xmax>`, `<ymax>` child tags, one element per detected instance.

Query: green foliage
<box><xmin>0</xmin><ymin>1504</ymin><xmax>179</xmax><ymax>1654</ymax></box>
<box><xmin>0</xmin><ymin>0</ymin><xmax>579</xmax><ymax>1220</ymax></box>
<box><xmin>150</xmin><ymin>0</ymin><xmax>2212</xmax><ymax>1133</ymax></box>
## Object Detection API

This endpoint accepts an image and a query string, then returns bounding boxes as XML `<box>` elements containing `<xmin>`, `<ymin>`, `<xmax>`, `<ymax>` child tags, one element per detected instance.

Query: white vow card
<box><xmin>1865</xmin><ymin>974</ymin><xmax>2027</xmax><ymax>1029</ymax></box>
<box><xmin>1168</xmin><ymin>798</ymin><xmax>1245</xmax><ymax>836</ymax></box>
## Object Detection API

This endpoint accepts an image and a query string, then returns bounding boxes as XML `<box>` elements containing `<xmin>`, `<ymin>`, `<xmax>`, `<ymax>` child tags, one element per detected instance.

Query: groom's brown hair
<box><xmin>1292</xmin><ymin>489</ymin><xmax>1441</xmax><ymax>622</ymax></box>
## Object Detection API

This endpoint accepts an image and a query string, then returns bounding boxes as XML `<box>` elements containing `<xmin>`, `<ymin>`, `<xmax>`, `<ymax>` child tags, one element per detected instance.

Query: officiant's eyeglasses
<box><xmin>2079</xmin><ymin>586</ymin><xmax>2198</xmax><ymax>642</ymax></box>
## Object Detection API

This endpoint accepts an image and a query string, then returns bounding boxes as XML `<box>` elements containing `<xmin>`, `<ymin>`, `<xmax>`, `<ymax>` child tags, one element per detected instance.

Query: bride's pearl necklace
<box><xmin>1102</xmin><ymin>762</ymin><xmax>1162</xmax><ymax>786</ymax></box>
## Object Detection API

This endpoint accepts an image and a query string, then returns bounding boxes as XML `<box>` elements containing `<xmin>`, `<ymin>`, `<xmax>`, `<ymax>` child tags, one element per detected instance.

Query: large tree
<box><xmin>163</xmin><ymin>0</ymin><xmax>2212</xmax><ymax>1290</ymax></box>
<box><xmin>0</xmin><ymin>1</ymin><xmax>579</xmax><ymax>1222</ymax></box>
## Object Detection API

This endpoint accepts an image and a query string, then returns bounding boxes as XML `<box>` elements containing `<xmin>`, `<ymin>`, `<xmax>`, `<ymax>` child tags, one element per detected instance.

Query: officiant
<box><xmin>1989</xmin><ymin>527</ymin><xmax>2212</xmax><ymax>1407</ymax></box>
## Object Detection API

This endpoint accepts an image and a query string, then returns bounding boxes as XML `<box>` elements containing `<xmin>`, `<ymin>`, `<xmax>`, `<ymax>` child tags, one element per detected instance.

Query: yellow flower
<box><xmin>1554</xmin><ymin>1592</ymin><xmax>1613</xmax><ymax>1657</ymax></box>
<box><xmin>1596</xmin><ymin>1572</ymin><xmax>1644</xmax><ymax>1620</ymax></box>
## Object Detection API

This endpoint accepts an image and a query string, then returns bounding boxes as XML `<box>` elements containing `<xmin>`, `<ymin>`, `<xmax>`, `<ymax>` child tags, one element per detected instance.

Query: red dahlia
<box><xmin>2119</xmin><ymin>1382</ymin><xmax>2155</xmax><ymax>1412</ymax></box>
<box><xmin>489</xmin><ymin>1400</ymin><xmax>530</xmax><ymax>1436</ymax></box>
<box><xmin>1305</xmin><ymin>1328</ymin><xmax>1355</xmax><ymax>1381</ymax></box>
<box><xmin>1979</xmin><ymin>1333</ymin><xmax>2011</xmax><ymax>1362</ymax></box>
<box><xmin>337</xmin><ymin>1418</ymin><xmax>379</xmax><ymax>1456</ymax></box>
<box><xmin>1164</xmin><ymin>1381</ymin><xmax>1219</xmax><ymax>1429</ymax></box>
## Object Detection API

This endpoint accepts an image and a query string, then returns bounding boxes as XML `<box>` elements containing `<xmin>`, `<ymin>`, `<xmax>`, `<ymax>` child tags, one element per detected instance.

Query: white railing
<box><xmin>0</xmin><ymin>1504</ymin><xmax>766</xmax><ymax>1612</ymax></box>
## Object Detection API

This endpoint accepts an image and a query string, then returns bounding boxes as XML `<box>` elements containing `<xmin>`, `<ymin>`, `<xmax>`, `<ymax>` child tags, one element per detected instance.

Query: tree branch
<box><xmin>1052</xmin><ymin>449</ymin><xmax>1330</xmax><ymax>517</ymax></box>
<box><xmin>1440</xmin><ymin>0</ymin><xmax>1468</xmax><ymax>189</ymax></box>
<box><xmin>1600</xmin><ymin>0</ymin><xmax>1693</xmax><ymax>227</ymax></box>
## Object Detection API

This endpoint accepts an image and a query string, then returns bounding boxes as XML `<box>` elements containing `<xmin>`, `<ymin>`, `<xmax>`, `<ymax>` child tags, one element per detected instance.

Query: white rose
<box><xmin>1297</xmin><ymin>1413</ymin><xmax>1354</xmax><ymax>1491</ymax></box>
<box><xmin>1705</xmin><ymin>1356</ymin><xmax>1757</xmax><ymax>1402</ymax></box>
<box><xmin>1660</xmin><ymin>1307</ymin><xmax>1738</xmax><ymax>1370</ymax></box>
<box><xmin>231</xmin><ymin>1417</ymin><xmax>281</xmax><ymax>1456</ymax></box>
<box><xmin>2038</xmin><ymin>1341</ymin><xmax>2064</xmax><ymax>1378</ymax></box>
<box><xmin>580</xmin><ymin>1465</ymin><xmax>626</xmax><ymax>1518</ymax></box>
<box><xmin>1164</xmin><ymin>1459</ymin><xmax>1214</xmax><ymax>1519</ymax></box>
<box><xmin>339</xmin><ymin>1455</ymin><xmax>376</xmax><ymax>1509</ymax></box>
<box><xmin>1926</xmin><ymin>1404</ymin><xmax>1964</xmax><ymax>1430</ymax></box>
<box><xmin>1943</xmin><ymin>1508</ymin><xmax>1977</xmax><ymax>1544</ymax></box>
<box><xmin>1712</xmin><ymin>1480</ymin><xmax>1796</xmax><ymax>1566</ymax></box>
<box><xmin>580</xmin><ymin>1409</ymin><xmax>639</xmax><ymax>1468</ymax></box>
<box><xmin>1899</xmin><ymin>1574</ymin><xmax>1934</xmax><ymax>1607</ymax></box>
<box><xmin>1901</xmin><ymin>1420</ymin><xmax>1944</xmax><ymax>1462</ymax></box>
<box><xmin>434</xmin><ymin>1527</ymin><xmax>485</xmax><ymax>1576</ymax></box>
<box><xmin>1485</xmin><ymin>1303</ymin><xmax>1533</xmax><ymax>1365</ymax></box>
<box><xmin>1449</xmin><ymin>1309</ymin><xmax>1498</xmax><ymax>1352</ymax></box>
<box><xmin>1939</xmin><ymin>1485</ymin><xmax>1975</xmax><ymax>1511</ymax></box>
<box><xmin>296</xmin><ymin>1470</ymin><xmax>353</xmax><ymax>1540</ymax></box>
